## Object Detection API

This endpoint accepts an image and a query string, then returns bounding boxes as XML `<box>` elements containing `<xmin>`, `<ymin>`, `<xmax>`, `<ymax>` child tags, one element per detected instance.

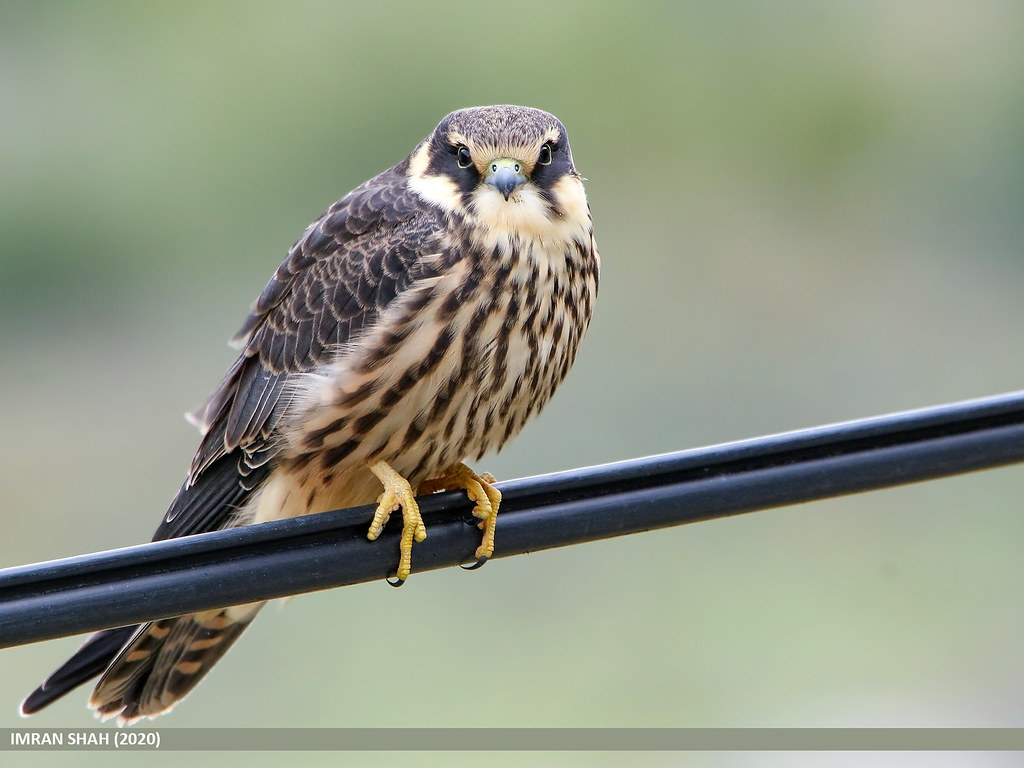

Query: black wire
<box><xmin>3</xmin><ymin>389</ymin><xmax>1024</xmax><ymax>649</ymax></box>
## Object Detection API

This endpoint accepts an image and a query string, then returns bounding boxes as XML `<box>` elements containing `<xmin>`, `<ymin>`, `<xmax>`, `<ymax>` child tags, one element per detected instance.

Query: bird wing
<box><xmin>158</xmin><ymin>159</ymin><xmax>445</xmax><ymax>539</ymax></box>
<box><xmin>24</xmin><ymin>154</ymin><xmax>454</xmax><ymax>717</ymax></box>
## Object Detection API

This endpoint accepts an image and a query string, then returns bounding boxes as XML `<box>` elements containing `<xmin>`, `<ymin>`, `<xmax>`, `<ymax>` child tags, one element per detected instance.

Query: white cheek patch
<box><xmin>550</xmin><ymin>175</ymin><xmax>590</xmax><ymax>228</ymax></box>
<box><xmin>406</xmin><ymin>141</ymin><xmax>462</xmax><ymax>214</ymax></box>
<box><xmin>408</xmin><ymin>172</ymin><xmax>463</xmax><ymax>213</ymax></box>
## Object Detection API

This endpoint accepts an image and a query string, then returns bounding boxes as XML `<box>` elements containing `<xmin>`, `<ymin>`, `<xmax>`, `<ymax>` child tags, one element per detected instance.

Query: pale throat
<box><xmin>408</xmin><ymin>174</ymin><xmax>590</xmax><ymax>256</ymax></box>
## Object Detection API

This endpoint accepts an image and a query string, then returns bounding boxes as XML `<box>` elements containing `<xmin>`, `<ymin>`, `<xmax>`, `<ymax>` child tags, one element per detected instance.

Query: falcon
<box><xmin>21</xmin><ymin>105</ymin><xmax>600</xmax><ymax>724</ymax></box>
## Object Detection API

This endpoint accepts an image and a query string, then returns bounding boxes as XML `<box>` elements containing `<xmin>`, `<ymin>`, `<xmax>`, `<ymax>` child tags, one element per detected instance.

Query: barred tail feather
<box><xmin>90</xmin><ymin>603</ymin><xmax>264</xmax><ymax>725</ymax></box>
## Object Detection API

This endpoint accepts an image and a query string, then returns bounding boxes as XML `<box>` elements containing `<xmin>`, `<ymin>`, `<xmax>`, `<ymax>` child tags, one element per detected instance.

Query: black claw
<box><xmin>386</xmin><ymin>575</ymin><xmax>406</xmax><ymax>587</ymax></box>
<box><xmin>461</xmin><ymin>555</ymin><xmax>489</xmax><ymax>571</ymax></box>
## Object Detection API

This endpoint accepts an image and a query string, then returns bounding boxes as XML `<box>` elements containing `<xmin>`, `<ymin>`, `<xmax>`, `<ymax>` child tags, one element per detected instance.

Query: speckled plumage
<box><xmin>22</xmin><ymin>105</ymin><xmax>599</xmax><ymax>724</ymax></box>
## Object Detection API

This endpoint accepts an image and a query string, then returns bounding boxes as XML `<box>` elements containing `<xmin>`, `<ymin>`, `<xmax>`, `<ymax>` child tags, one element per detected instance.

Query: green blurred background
<box><xmin>2</xmin><ymin>1</ymin><xmax>1023</xmax><ymax>766</ymax></box>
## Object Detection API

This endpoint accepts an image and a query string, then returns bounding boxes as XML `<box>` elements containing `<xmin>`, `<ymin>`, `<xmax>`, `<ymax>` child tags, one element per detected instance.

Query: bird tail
<box><xmin>20</xmin><ymin>626</ymin><xmax>138</xmax><ymax>716</ymax></box>
<box><xmin>21</xmin><ymin>603</ymin><xmax>264</xmax><ymax>725</ymax></box>
<box><xmin>90</xmin><ymin>603</ymin><xmax>265</xmax><ymax>724</ymax></box>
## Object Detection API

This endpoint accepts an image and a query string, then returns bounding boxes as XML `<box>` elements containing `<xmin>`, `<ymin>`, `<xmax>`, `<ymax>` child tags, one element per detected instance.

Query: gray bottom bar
<box><xmin>5</xmin><ymin>728</ymin><xmax>1024</xmax><ymax>751</ymax></box>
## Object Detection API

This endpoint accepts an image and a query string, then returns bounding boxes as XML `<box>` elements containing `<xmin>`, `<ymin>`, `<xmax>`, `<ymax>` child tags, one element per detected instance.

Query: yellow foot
<box><xmin>368</xmin><ymin>460</ymin><xmax>426</xmax><ymax>585</ymax></box>
<box><xmin>418</xmin><ymin>463</ymin><xmax>501</xmax><ymax>566</ymax></box>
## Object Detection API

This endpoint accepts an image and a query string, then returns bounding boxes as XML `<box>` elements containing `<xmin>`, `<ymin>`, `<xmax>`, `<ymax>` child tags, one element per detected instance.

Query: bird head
<box><xmin>407</xmin><ymin>105</ymin><xmax>589</xmax><ymax>242</ymax></box>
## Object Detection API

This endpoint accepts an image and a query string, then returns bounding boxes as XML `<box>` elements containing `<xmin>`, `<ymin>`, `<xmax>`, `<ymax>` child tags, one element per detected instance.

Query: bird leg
<box><xmin>418</xmin><ymin>463</ymin><xmax>501</xmax><ymax>568</ymax></box>
<box><xmin>368</xmin><ymin>460</ymin><xmax>427</xmax><ymax>585</ymax></box>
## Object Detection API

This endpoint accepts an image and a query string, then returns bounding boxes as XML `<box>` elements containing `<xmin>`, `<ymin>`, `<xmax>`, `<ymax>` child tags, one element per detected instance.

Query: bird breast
<box><xmin>283</xmin><ymin>227</ymin><xmax>598</xmax><ymax>494</ymax></box>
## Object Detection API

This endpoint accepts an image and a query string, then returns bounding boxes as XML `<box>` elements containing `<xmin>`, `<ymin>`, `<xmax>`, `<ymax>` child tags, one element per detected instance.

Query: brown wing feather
<box><xmin>22</xmin><ymin>153</ymin><xmax>449</xmax><ymax>718</ymax></box>
<box><xmin>187</xmin><ymin>158</ymin><xmax>444</xmax><ymax>484</ymax></box>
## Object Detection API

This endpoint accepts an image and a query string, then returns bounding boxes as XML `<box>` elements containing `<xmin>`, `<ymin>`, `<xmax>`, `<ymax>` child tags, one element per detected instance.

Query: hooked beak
<box><xmin>485</xmin><ymin>158</ymin><xmax>528</xmax><ymax>200</ymax></box>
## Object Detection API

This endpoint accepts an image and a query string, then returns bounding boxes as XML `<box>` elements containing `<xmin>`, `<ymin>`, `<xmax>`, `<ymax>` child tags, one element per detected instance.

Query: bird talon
<box><xmin>366</xmin><ymin>495</ymin><xmax>395</xmax><ymax>541</ymax></box>
<box><xmin>386</xmin><ymin>575</ymin><xmax>406</xmax><ymax>588</ymax></box>
<box><xmin>370</xmin><ymin>460</ymin><xmax>425</xmax><ymax>583</ymax></box>
<box><xmin>420</xmin><ymin>462</ymin><xmax>500</xmax><ymax>568</ymax></box>
<box><xmin>460</xmin><ymin>554</ymin><xmax>489</xmax><ymax>571</ymax></box>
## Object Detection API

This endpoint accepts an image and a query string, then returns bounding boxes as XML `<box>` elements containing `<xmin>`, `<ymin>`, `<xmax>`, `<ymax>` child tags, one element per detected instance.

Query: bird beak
<box><xmin>485</xmin><ymin>158</ymin><xmax>528</xmax><ymax>200</ymax></box>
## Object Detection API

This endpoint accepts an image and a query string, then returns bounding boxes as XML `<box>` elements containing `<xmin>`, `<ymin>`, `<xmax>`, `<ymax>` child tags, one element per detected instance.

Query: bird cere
<box><xmin>22</xmin><ymin>105</ymin><xmax>600</xmax><ymax>724</ymax></box>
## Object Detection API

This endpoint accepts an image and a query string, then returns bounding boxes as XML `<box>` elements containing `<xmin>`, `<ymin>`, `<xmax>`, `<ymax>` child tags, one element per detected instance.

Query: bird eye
<box><xmin>456</xmin><ymin>146</ymin><xmax>473</xmax><ymax>168</ymax></box>
<box><xmin>538</xmin><ymin>142</ymin><xmax>554</xmax><ymax>166</ymax></box>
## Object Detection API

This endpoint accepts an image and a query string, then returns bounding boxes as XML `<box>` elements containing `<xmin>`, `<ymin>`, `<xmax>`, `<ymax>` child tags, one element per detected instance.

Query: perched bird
<box><xmin>21</xmin><ymin>105</ymin><xmax>600</xmax><ymax>724</ymax></box>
